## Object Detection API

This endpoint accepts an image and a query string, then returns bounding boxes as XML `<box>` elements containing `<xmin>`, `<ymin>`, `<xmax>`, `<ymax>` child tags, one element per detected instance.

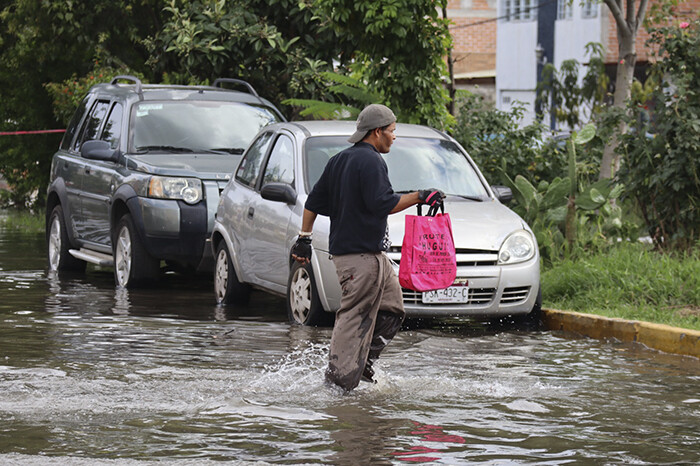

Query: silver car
<box><xmin>211</xmin><ymin>121</ymin><xmax>540</xmax><ymax>326</ymax></box>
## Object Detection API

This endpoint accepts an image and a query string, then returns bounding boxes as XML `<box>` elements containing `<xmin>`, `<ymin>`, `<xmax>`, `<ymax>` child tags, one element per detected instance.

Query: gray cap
<box><xmin>348</xmin><ymin>104</ymin><xmax>396</xmax><ymax>143</ymax></box>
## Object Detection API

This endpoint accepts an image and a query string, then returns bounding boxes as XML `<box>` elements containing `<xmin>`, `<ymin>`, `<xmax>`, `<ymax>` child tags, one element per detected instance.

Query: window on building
<box><xmin>503</xmin><ymin>0</ymin><xmax>538</xmax><ymax>21</ymax></box>
<box><xmin>557</xmin><ymin>0</ymin><xmax>573</xmax><ymax>20</ymax></box>
<box><xmin>582</xmin><ymin>0</ymin><xmax>598</xmax><ymax>18</ymax></box>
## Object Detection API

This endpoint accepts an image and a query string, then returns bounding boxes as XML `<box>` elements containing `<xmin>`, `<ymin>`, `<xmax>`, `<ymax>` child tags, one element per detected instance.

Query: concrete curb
<box><xmin>541</xmin><ymin>309</ymin><xmax>700</xmax><ymax>359</ymax></box>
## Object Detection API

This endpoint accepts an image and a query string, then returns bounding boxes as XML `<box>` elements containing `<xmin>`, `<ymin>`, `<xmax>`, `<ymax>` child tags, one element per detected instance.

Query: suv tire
<box><xmin>214</xmin><ymin>242</ymin><xmax>251</xmax><ymax>305</ymax></box>
<box><xmin>286</xmin><ymin>261</ymin><xmax>333</xmax><ymax>327</ymax></box>
<box><xmin>113</xmin><ymin>214</ymin><xmax>160</xmax><ymax>288</ymax></box>
<box><xmin>47</xmin><ymin>205</ymin><xmax>86</xmax><ymax>273</ymax></box>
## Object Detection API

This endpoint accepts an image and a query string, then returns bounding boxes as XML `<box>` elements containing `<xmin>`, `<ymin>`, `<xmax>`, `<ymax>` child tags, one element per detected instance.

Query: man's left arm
<box><xmin>389</xmin><ymin>192</ymin><xmax>421</xmax><ymax>214</ymax></box>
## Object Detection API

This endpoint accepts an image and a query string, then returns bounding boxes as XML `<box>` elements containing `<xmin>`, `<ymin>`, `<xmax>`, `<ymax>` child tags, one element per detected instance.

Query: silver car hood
<box><xmin>387</xmin><ymin>199</ymin><xmax>528</xmax><ymax>252</ymax></box>
<box><xmin>124</xmin><ymin>153</ymin><xmax>241</xmax><ymax>180</ymax></box>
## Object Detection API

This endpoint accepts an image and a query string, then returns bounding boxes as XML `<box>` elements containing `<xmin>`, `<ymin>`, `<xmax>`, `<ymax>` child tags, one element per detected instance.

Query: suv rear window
<box><xmin>129</xmin><ymin>101</ymin><xmax>281</xmax><ymax>154</ymax></box>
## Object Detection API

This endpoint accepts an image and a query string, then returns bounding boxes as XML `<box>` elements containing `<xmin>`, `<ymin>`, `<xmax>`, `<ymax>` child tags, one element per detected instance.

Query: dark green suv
<box><xmin>46</xmin><ymin>76</ymin><xmax>284</xmax><ymax>287</ymax></box>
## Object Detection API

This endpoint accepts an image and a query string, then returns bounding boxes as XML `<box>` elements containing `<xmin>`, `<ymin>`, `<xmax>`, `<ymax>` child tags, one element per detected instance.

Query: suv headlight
<box><xmin>148</xmin><ymin>176</ymin><xmax>203</xmax><ymax>205</ymax></box>
<box><xmin>498</xmin><ymin>230</ymin><xmax>536</xmax><ymax>265</ymax></box>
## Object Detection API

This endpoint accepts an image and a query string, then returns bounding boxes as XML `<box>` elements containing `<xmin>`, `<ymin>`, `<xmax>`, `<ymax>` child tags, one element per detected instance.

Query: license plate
<box><xmin>422</xmin><ymin>286</ymin><xmax>470</xmax><ymax>304</ymax></box>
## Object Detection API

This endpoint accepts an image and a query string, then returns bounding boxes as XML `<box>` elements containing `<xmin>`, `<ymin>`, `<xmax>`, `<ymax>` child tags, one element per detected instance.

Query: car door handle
<box><xmin>248</xmin><ymin>207</ymin><xmax>254</xmax><ymax>219</ymax></box>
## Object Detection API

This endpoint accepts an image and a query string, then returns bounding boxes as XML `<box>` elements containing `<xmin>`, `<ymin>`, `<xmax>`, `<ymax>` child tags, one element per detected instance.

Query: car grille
<box><xmin>500</xmin><ymin>286</ymin><xmax>531</xmax><ymax>304</ymax></box>
<box><xmin>402</xmin><ymin>287</ymin><xmax>496</xmax><ymax>305</ymax></box>
<box><xmin>386</xmin><ymin>247</ymin><xmax>498</xmax><ymax>267</ymax></box>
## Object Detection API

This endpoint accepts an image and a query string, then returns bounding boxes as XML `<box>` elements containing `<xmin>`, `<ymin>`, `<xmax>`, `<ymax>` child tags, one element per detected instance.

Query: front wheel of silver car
<box><xmin>113</xmin><ymin>214</ymin><xmax>159</xmax><ymax>288</ymax></box>
<box><xmin>47</xmin><ymin>205</ymin><xmax>86</xmax><ymax>273</ymax></box>
<box><xmin>286</xmin><ymin>261</ymin><xmax>332</xmax><ymax>327</ymax></box>
<box><xmin>214</xmin><ymin>242</ymin><xmax>251</xmax><ymax>305</ymax></box>
<box><xmin>523</xmin><ymin>286</ymin><xmax>543</xmax><ymax>327</ymax></box>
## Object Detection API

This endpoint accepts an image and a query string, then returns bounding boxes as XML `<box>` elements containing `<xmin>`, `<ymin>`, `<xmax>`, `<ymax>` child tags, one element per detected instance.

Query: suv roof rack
<box><xmin>212</xmin><ymin>78</ymin><xmax>259</xmax><ymax>97</ymax></box>
<box><xmin>111</xmin><ymin>75</ymin><xmax>143</xmax><ymax>95</ymax></box>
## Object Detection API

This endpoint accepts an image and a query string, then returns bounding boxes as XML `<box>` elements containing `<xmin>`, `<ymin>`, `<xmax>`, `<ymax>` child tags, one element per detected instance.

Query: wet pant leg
<box><xmin>326</xmin><ymin>253</ymin><xmax>405</xmax><ymax>391</ymax></box>
<box><xmin>369</xmin><ymin>254</ymin><xmax>405</xmax><ymax>361</ymax></box>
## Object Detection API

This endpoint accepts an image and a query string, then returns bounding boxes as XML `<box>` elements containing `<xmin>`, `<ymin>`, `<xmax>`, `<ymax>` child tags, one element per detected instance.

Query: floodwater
<box><xmin>1</xmin><ymin>217</ymin><xmax>699</xmax><ymax>465</ymax></box>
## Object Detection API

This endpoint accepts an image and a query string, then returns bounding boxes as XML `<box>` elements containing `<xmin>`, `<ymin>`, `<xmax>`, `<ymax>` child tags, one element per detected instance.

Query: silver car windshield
<box><xmin>304</xmin><ymin>136</ymin><xmax>490</xmax><ymax>198</ymax></box>
<box><xmin>130</xmin><ymin>101</ymin><xmax>280</xmax><ymax>154</ymax></box>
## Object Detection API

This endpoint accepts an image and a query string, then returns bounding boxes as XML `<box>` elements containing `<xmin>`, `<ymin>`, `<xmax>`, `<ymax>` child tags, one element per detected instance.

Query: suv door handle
<box><xmin>248</xmin><ymin>207</ymin><xmax>254</xmax><ymax>219</ymax></box>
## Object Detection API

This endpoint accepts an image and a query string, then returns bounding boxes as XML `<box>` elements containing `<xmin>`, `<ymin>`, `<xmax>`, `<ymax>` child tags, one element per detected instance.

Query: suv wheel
<box><xmin>214</xmin><ymin>242</ymin><xmax>251</xmax><ymax>305</ymax></box>
<box><xmin>286</xmin><ymin>261</ymin><xmax>332</xmax><ymax>327</ymax></box>
<box><xmin>47</xmin><ymin>205</ymin><xmax>86</xmax><ymax>272</ymax></box>
<box><xmin>113</xmin><ymin>214</ymin><xmax>160</xmax><ymax>288</ymax></box>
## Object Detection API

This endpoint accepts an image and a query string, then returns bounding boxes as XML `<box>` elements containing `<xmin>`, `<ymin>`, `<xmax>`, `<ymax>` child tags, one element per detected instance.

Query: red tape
<box><xmin>0</xmin><ymin>129</ymin><xmax>66</xmax><ymax>136</ymax></box>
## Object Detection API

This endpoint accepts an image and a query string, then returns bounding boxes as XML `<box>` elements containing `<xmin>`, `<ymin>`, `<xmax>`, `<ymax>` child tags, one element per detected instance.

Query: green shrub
<box><xmin>618</xmin><ymin>20</ymin><xmax>700</xmax><ymax>251</ymax></box>
<box><xmin>451</xmin><ymin>92</ymin><xmax>548</xmax><ymax>185</ymax></box>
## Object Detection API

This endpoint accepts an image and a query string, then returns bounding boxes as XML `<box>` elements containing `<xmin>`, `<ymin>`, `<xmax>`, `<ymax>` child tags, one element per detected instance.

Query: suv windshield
<box><xmin>130</xmin><ymin>101</ymin><xmax>281</xmax><ymax>154</ymax></box>
<box><xmin>304</xmin><ymin>136</ymin><xmax>489</xmax><ymax>199</ymax></box>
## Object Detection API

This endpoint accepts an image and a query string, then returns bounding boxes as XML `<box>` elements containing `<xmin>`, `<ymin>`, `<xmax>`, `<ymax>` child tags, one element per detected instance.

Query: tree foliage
<box><xmin>316</xmin><ymin>0</ymin><xmax>453</xmax><ymax>129</ymax></box>
<box><xmin>618</xmin><ymin>19</ymin><xmax>700</xmax><ymax>250</ymax></box>
<box><xmin>536</xmin><ymin>42</ymin><xmax>610</xmax><ymax>130</ymax></box>
<box><xmin>451</xmin><ymin>93</ymin><xmax>549</xmax><ymax>185</ymax></box>
<box><xmin>283</xmin><ymin>71</ymin><xmax>381</xmax><ymax>120</ymax></box>
<box><xmin>0</xmin><ymin>0</ymin><xmax>163</xmax><ymax>207</ymax></box>
<box><xmin>153</xmin><ymin>0</ymin><xmax>454</xmax><ymax>128</ymax></box>
<box><xmin>150</xmin><ymin>0</ymin><xmax>340</xmax><ymax>118</ymax></box>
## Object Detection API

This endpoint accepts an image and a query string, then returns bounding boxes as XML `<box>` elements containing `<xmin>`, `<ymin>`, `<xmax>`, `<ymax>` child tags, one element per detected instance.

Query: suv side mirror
<box><xmin>260</xmin><ymin>182</ymin><xmax>297</xmax><ymax>205</ymax></box>
<box><xmin>81</xmin><ymin>140</ymin><xmax>119</xmax><ymax>162</ymax></box>
<box><xmin>491</xmin><ymin>185</ymin><xmax>513</xmax><ymax>203</ymax></box>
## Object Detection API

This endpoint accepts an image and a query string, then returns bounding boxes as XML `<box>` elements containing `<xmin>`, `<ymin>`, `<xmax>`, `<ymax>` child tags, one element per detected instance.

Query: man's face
<box><xmin>376</xmin><ymin>122</ymin><xmax>396</xmax><ymax>153</ymax></box>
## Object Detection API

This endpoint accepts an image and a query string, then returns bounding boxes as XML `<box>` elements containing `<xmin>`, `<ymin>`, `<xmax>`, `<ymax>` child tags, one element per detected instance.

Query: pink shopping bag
<box><xmin>398</xmin><ymin>205</ymin><xmax>457</xmax><ymax>292</ymax></box>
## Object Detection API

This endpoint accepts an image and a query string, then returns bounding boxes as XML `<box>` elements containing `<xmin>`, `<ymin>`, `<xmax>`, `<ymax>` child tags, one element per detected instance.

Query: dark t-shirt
<box><xmin>305</xmin><ymin>142</ymin><xmax>401</xmax><ymax>255</ymax></box>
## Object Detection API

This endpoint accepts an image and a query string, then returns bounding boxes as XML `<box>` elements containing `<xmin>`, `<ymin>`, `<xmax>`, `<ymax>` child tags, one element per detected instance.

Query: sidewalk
<box><xmin>541</xmin><ymin>309</ymin><xmax>700</xmax><ymax>359</ymax></box>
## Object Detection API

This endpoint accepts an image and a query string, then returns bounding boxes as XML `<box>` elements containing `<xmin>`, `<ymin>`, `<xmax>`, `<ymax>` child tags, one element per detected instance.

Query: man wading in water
<box><xmin>291</xmin><ymin>104</ymin><xmax>445</xmax><ymax>392</ymax></box>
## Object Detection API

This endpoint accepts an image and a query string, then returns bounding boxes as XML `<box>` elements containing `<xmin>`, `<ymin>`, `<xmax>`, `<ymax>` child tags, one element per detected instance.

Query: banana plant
<box><xmin>565</xmin><ymin>123</ymin><xmax>596</xmax><ymax>247</ymax></box>
<box><xmin>500</xmin><ymin>122</ymin><xmax>625</xmax><ymax>259</ymax></box>
<box><xmin>282</xmin><ymin>71</ymin><xmax>381</xmax><ymax>120</ymax></box>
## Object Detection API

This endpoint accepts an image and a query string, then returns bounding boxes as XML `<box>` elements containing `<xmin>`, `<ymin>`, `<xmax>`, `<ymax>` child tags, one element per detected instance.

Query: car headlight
<box><xmin>148</xmin><ymin>176</ymin><xmax>203</xmax><ymax>205</ymax></box>
<box><xmin>498</xmin><ymin>230</ymin><xmax>536</xmax><ymax>265</ymax></box>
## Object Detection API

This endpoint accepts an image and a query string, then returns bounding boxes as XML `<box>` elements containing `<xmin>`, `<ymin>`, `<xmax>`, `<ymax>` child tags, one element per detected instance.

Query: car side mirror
<box><xmin>260</xmin><ymin>182</ymin><xmax>297</xmax><ymax>205</ymax></box>
<box><xmin>491</xmin><ymin>185</ymin><xmax>513</xmax><ymax>203</ymax></box>
<box><xmin>80</xmin><ymin>140</ymin><xmax>119</xmax><ymax>162</ymax></box>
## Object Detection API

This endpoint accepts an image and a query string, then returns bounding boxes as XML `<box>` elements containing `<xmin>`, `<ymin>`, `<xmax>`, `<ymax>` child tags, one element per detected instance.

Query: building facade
<box><xmin>447</xmin><ymin>0</ymin><xmax>499</xmax><ymax>102</ymax></box>
<box><xmin>495</xmin><ymin>0</ymin><xmax>700</xmax><ymax>129</ymax></box>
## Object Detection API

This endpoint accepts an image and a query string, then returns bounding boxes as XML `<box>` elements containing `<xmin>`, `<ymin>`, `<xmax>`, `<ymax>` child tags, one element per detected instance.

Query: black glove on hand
<box><xmin>418</xmin><ymin>189</ymin><xmax>446</xmax><ymax>207</ymax></box>
<box><xmin>291</xmin><ymin>236</ymin><xmax>312</xmax><ymax>262</ymax></box>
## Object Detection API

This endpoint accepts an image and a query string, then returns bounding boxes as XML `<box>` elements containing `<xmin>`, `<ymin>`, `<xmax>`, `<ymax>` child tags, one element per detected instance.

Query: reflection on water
<box><xmin>1</xmin><ymin>221</ymin><xmax>700</xmax><ymax>464</ymax></box>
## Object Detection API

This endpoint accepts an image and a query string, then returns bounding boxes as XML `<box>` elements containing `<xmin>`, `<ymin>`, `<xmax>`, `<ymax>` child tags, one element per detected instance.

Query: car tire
<box><xmin>524</xmin><ymin>285</ymin><xmax>543</xmax><ymax>327</ymax></box>
<box><xmin>488</xmin><ymin>285</ymin><xmax>542</xmax><ymax>329</ymax></box>
<box><xmin>214</xmin><ymin>242</ymin><xmax>251</xmax><ymax>305</ymax></box>
<box><xmin>286</xmin><ymin>261</ymin><xmax>333</xmax><ymax>327</ymax></box>
<box><xmin>113</xmin><ymin>213</ymin><xmax>160</xmax><ymax>288</ymax></box>
<box><xmin>47</xmin><ymin>205</ymin><xmax>86</xmax><ymax>273</ymax></box>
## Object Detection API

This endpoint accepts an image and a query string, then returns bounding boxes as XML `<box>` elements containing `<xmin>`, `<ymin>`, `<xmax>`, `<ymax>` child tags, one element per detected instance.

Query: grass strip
<box><xmin>542</xmin><ymin>242</ymin><xmax>700</xmax><ymax>331</ymax></box>
<box><xmin>0</xmin><ymin>209</ymin><xmax>44</xmax><ymax>233</ymax></box>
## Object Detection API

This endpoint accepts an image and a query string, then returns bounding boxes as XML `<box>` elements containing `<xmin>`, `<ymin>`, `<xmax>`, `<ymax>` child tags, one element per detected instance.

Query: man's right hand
<box><xmin>291</xmin><ymin>236</ymin><xmax>312</xmax><ymax>263</ymax></box>
<box><xmin>418</xmin><ymin>189</ymin><xmax>446</xmax><ymax>207</ymax></box>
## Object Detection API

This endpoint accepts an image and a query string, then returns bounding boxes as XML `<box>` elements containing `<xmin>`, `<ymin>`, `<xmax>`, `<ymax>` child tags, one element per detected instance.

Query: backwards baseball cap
<box><xmin>348</xmin><ymin>104</ymin><xmax>396</xmax><ymax>143</ymax></box>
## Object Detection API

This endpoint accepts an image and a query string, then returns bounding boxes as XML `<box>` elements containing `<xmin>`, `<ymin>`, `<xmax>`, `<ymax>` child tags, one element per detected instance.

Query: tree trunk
<box><xmin>442</xmin><ymin>6</ymin><xmax>456</xmax><ymax>116</ymax></box>
<box><xmin>600</xmin><ymin>36</ymin><xmax>636</xmax><ymax>179</ymax></box>
<box><xmin>600</xmin><ymin>0</ymin><xmax>649</xmax><ymax>180</ymax></box>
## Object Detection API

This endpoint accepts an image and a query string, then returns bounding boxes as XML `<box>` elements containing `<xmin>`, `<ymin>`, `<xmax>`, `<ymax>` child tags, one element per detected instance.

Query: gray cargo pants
<box><xmin>326</xmin><ymin>252</ymin><xmax>405</xmax><ymax>391</ymax></box>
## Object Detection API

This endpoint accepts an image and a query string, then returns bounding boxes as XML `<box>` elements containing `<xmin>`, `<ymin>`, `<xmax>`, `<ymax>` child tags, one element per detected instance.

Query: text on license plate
<box><xmin>422</xmin><ymin>286</ymin><xmax>470</xmax><ymax>304</ymax></box>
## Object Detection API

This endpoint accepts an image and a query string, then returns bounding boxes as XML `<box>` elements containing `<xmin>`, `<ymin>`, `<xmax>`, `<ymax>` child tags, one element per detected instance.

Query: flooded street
<box><xmin>1</xmin><ymin>219</ymin><xmax>699</xmax><ymax>465</ymax></box>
